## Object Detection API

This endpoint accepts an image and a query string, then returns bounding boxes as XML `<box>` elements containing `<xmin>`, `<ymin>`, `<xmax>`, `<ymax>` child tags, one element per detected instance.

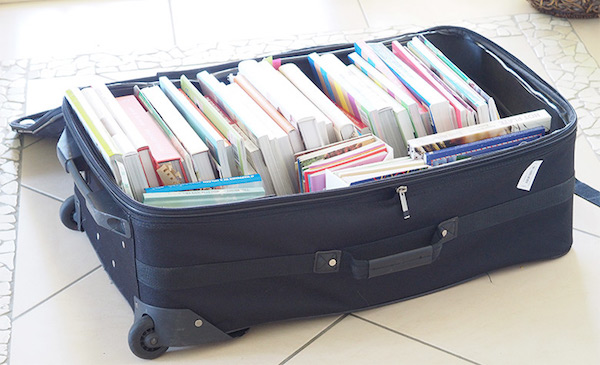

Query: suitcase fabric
<box><xmin>48</xmin><ymin>26</ymin><xmax>576</xmax><ymax>359</ymax></box>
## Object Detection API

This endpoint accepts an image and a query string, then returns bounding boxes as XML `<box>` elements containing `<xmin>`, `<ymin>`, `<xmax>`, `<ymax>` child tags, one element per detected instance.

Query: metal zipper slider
<box><xmin>396</xmin><ymin>186</ymin><xmax>410</xmax><ymax>219</ymax></box>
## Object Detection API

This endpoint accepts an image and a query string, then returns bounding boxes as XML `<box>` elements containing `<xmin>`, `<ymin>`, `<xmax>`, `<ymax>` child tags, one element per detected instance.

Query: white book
<box><xmin>90</xmin><ymin>83</ymin><xmax>160</xmax><ymax>188</ymax></box>
<box><xmin>64</xmin><ymin>88</ymin><xmax>132</xmax><ymax>198</ymax></box>
<box><xmin>139</xmin><ymin>86</ymin><xmax>216</xmax><ymax>182</ymax></box>
<box><xmin>318</xmin><ymin>53</ymin><xmax>407</xmax><ymax>158</ymax></box>
<box><xmin>159</xmin><ymin>76</ymin><xmax>233</xmax><ymax>178</ymax></box>
<box><xmin>237</xmin><ymin>59</ymin><xmax>330</xmax><ymax>149</ymax></box>
<box><xmin>407</xmin><ymin>109</ymin><xmax>552</xmax><ymax>158</ymax></box>
<box><xmin>368</xmin><ymin>43</ymin><xmax>454</xmax><ymax>133</ymax></box>
<box><xmin>278</xmin><ymin>62</ymin><xmax>355</xmax><ymax>141</ymax></box>
<box><xmin>81</xmin><ymin>87</ymin><xmax>149</xmax><ymax>201</ymax></box>
<box><xmin>407</xmin><ymin>37</ymin><xmax>490</xmax><ymax>124</ymax></box>
<box><xmin>197</xmin><ymin>70</ymin><xmax>295</xmax><ymax>195</ymax></box>
<box><xmin>347</xmin><ymin>52</ymin><xmax>427</xmax><ymax>137</ymax></box>
<box><xmin>347</xmin><ymin>64</ymin><xmax>412</xmax><ymax>153</ymax></box>
<box><xmin>231</xmin><ymin>124</ymin><xmax>276</xmax><ymax>195</ymax></box>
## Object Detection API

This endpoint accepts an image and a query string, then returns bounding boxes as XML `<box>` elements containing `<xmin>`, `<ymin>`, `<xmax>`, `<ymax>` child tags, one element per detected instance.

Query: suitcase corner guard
<box><xmin>129</xmin><ymin>296</ymin><xmax>237</xmax><ymax>359</ymax></box>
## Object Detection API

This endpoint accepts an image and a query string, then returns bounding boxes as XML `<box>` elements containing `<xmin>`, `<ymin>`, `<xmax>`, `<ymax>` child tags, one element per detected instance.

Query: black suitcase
<box><xmin>12</xmin><ymin>26</ymin><xmax>577</xmax><ymax>359</ymax></box>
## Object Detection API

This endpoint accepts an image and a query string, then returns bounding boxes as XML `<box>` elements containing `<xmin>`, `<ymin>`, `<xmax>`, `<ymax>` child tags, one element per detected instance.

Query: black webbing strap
<box><xmin>136</xmin><ymin>176</ymin><xmax>574</xmax><ymax>291</ymax></box>
<box><xmin>574</xmin><ymin>179</ymin><xmax>600</xmax><ymax>208</ymax></box>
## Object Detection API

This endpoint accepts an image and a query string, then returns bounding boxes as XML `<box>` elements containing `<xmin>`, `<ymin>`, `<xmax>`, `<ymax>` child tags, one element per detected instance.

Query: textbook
<box><xmin>278</xmin><ymin>62</ymin><xmax>356</xmax><ymax>141</ymax></box>
<box><xmin>90</xmin><ymin>82</ymin><xmax>160</xmax><ymax>187</ymax></box>
<box><xmin>179</xmin><ymin>75</ymin><xmax>245</xmax><ymax>176</ymax></box>
<box><xmin>116</xmin><ymin>95</ymin><xmax>188</xmax><ymax>186</ymax></box>
<box><xmin>423</xmin><ymin>126</ymin><xmax>545</xmax><ymax>166</ymax></box>
<box><xmin>134</xmin><ymin>85</ymin><xmax>198</xmax><ymax>183</ymax></box>
<box><xmin>145</xmin><ymin>174</ymin><xmax>263</xmax><ymax>194</ymax></box>
<box><xmin>309</xmin><ymin>52</ymin><xmax>406</xmax><ymax>158</ymax></box>
<box><xmin>64</xmin><ymin>87</ymin><xmax>133</xmax><ymax>198</ymax></box>
<box><xmin>391</xmin><ymin>42</ymin><xmax>475</xmax><ymax>129</ymax></box>
<box><xmin>237</xmin><ymin>59</ymin><xmax>331</xmax><ymax>149</ymax></box>
<box><xmin>81</xmin><ymin>87</ymin><xmax>149</xmax><ymax>201</ymax></box>
<box><xmin>419</xmin><ymin>35</ymin><xmax>500</xmax><ymax>121</ymax></box>
<box><xmin>143</xmin><ymin>187</ymin><xmax>266</xmax><ymax>208</ymax></box>
<box><xmin>347</xmin><ymin>51</ymin><xmax>427</xmax><ymax>137</ymax></box>
<box><xmin>325</xmin><ymin>157</ymin><xmax>428</xmax><ymax>190</ymax></box>
<box><xmin>158</xmin><ymin>76</ymin><xmax>233</xmax><ymax>179</ymax></box>
<box><xmin>366</xmin><ymin>42</ymin><xmax>454</xmax><ymax>134</ymax></box>
<box><xmin>229</xmin><ymin>73</ymin><xmax>305</xmax><ymax>153</ymax></box>
<box><xmin>406</xmin><ymin>37</ymin><xmax>491</xmax><ymax>124</ymax></box>
<box><xmin>407</xmin><ymin>109</ymin><xmax>551</xmax><ymax>158</ymax></box>
<box><xmin>197</xmin><ymin>70</ymin><xmax>296</xmax><ymax>195</ymax></box>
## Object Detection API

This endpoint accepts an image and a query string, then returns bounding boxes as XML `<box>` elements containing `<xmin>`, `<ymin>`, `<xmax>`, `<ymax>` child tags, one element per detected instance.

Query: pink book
<box><xmin>392</xmin><ymin>41</ymin><xmax>475</xmax><ymax>129</ymax></box>
<box><xmin>116</xmin><ymin>95</ymin><xmax>189</xmax><ymax>186</ymax></box>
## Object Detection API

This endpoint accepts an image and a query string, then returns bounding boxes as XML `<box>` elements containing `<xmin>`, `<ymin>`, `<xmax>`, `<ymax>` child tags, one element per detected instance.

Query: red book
<box><xmin>116</xmin><ymin>95</ymin><xmax>189</xmax><ymax>186</ymax></box>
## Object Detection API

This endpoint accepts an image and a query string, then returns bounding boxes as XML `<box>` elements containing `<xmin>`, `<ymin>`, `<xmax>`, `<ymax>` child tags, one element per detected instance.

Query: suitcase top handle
<box><xmin>136</xmin><ymin>176</ymin><xmax>574</xmax><ymax>289</ymax></box>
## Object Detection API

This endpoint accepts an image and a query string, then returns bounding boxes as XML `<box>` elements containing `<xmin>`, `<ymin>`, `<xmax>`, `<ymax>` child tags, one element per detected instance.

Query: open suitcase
<box><xmin>11</xmin><ymin>26</ymin><xmax>577</xmax><ymax>359</ymax></box>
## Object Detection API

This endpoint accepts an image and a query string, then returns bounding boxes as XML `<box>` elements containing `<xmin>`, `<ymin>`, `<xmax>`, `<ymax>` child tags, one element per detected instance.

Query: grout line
<box><xmin>278</xmin><ymin>314</ymin><xmax>348</xmax><ymax>364</ymax></box>
<box><xmin>351</xmin><ymin>314</ymin><xmax>483</xmax><ymax>365</ymax></box>
<box><xmin>168</xmin><ymin>0</ymin><xmax>178</xmax><ymax>47</ymax></box>
<box><xmin>12</xmin><ymin>265</ymin><xmax>102</xmax><ymax>322</ymax></box>
<box><xmin>20</xmin><ymin>184</ymin><xmax>67</xmax><ymax>203</ymax></box>
<box><xmin>573</xmin><ymin>227</ymin><xmax>600</xmax><ymax>240</ymax></box>
<box><xmin>356</xmin><ymin>0</ymin><xmax>370</xmax><ymax>28</ymax></box>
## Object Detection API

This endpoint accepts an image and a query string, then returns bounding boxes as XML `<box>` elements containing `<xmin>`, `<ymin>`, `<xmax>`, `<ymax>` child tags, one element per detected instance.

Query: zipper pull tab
<box><xmin>396</xmin><ymin>186</ymin><xmax>410</xmax><ymax>220</ymax></box>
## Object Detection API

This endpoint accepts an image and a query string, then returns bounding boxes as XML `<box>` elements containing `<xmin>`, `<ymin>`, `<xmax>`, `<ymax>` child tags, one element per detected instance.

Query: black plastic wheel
<box><xmin>59</xmin><ymin>196</ymin><xmax>79</xmax><ymax>231</ymax></box>
<box><xmin>128</xmin><ymin>315</ymin><xmax>168</xmax><ymax>360</ymax></box>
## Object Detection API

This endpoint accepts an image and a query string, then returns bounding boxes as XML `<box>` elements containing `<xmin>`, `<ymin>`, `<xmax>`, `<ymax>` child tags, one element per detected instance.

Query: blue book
<box><xmin>145</xmin><ymin>174</ymin><xmax>263</xmax><ymax>194</ymax></box>
<box><xmin>424</xmin><ymin>126</ymin><xmax>545</xmax><ymax>166</ymax></box>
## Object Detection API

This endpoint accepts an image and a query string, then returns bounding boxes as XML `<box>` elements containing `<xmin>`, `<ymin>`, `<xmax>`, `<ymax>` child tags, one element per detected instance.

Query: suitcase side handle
<box><xmin>57</xmin><ymin>131</ymin><xmax>132</xmax><ymax>238</ymax></box>
<box><xmin>349</xmin><ymin>217</ymin><xmax>458</xmax><ymax>280</ymax></box>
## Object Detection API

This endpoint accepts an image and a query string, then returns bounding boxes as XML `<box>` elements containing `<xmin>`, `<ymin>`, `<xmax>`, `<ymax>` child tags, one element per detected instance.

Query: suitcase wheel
<box><xmin>59</xmin><ymin>195</ymin><xmax>81</xmax><ymax>231</ymax></box>
<box><xmin>128</xmin><ymin>315</ymin><xmax>169</xmax><ymax>360</ymax></box>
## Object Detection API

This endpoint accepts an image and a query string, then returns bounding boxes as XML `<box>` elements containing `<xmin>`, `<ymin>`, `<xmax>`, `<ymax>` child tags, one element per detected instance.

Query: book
<box><xmin>116</xmin><ymin>95</ymin><xmax>189</xmax><ymax>186</ymax></box>
<box><xmin>354</xmin><ymin>40</ymin><xmax>431</xmax><ymax>133</ymax></box>
<box><xmin>90</xmin><ymin>82</ymin><xmax>160</xmax><ymax>187</ymax></box>
<box><xmin>145</xmin><ymin>173</ymin><xmax>263</xmax><ymax>194</ymax></box>
<box><xmin>391</xmin><ymin>42</ymin><xmax>475</xmax><ymax>129</ymax></box>
<box><xmin>179</xmin><ymin>75</ymin><xmax>246</xmax><ymax>176</ymax></box>
<box><xmin>231</xmin><ymin>123</ymin><xmax>276</xmax><ymax>195</ymax></box>
<box><xmin>406</xmin><ymin>37</ymin><xmax>491</xmax><ymax>124</ymax></box>
<box><xmin>229</xmin><ymin>73</ymin><xmax>305</xmax><ymax>153</ymax></box>
<box><xmin>419</xmin><ymin>35</ymin><xmax>500</xmax><ymax>121</ymax></box>
<box><xmin>143</xmin><ymin>187</ymin><xmax>266</xmax><ymax>208</ymax></box>
<box><xmin>64</xmin><ymin>87</ymin><xmax>132</xmax><ymax>197</ymax></box>
<box><xmin>407</xmin><ymin>109</ymin><xmax>551</xmax><ymax>158</ymax></box>
<box><xmin>301</xmin><ymin>138</ymin><xmax>393</xmax><ymax>192</ymax></box>
<box><xmin>197</xmin><ymin>70</ymin><xmax>296</xmax><ymax>195</ymax></box>
<box><xmin>312</xmin><ymin>52</ymin><xmax>407</xmax><ymax>158</ymax></box>
<box><xmin>325</xmin><ymin>157</ymin><xmax>428</xmax><ymax>190</ymax></box>
<box><xmin>81</xmin><ymin>87</ymin><xmax>149</xmax><ymax>201</ymax></box>
<box><xmin>423</xmin><ymin>126</ymin><xmax>545</xmax><ymax>166</ymax></box>
<box><xmin>158</xmin><ymin>76</ymin><xmax>233</xmax><ymax>179</ymax></box>
<box><xmin>278</xmin><ymin>62</ymin><xmax>356</xmax><ymax>141</ymax></box>
<box><xmin>347</xmin><ymin>51</ymin><xmax>427</xmax><ymax>137</ymax></box>
<box><xmin>135</xmin><ymin>85</ymin><xmax>216</xmax><ymax>182</ymax></box>
<box><xmin>134</xmin><ymin>85</ymin><xmax>197</xmax><ymax>183</ymax></box>
<box><xmin>237</xmin><ymin>59</ymin><xmax>330</xmax><ymax>150</ymax></box>
<box><xmin>366</xmin><ymin>42</ymin><xmax>454</xmax><ymax>134</ymax></box>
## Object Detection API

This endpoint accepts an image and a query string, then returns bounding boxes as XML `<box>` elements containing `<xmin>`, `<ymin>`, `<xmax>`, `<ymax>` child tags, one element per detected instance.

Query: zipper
<box><xmin>396</xmin><ymin>186</ymin><xmax>410</xmax><ymax>219</ymax></box>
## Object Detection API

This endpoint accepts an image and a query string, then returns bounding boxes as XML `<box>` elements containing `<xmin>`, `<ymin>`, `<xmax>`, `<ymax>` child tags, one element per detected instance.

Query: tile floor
<box><xmin>0</xmin><ymin>0</ymin><xmax>599</xmax><ymax>364</ymax></box>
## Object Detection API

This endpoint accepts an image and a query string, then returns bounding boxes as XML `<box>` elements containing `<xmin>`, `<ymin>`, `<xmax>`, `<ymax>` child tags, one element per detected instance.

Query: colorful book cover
<box><xmin>145</xmin><ymin>174</ymin><xmax>263</xmax><ymax>194</ymax></box>
<box><xmin>424</xmin><ymin>126</ymin><xmax>545</xmax><ymax>166</ymax></box>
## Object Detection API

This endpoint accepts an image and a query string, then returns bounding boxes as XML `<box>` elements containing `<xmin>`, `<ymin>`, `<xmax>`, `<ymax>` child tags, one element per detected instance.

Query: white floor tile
<box><xmin>359</xmin><ymin>0</ymin><xmax>533</xmax><ymax>28</ymax></box>
<box><xmin>10</xmin><ymin>265</ymin><xmax>342</xmax><ymax>364</ymax></box>
<box><xmin>356</xmin><ymin>229</ymin><xmax>600</xmax><ymax>365</ymax></box>
<box><xmin>12</xmin><ymin>188</ymin><xmax>101</xmax><ymax>318</ymax></box>
<box><xmin>170</xmin><ymin>0</ymin><xmax>368</xmax><ymax>48</ymax></box>
<box><xmin>575</xmin><ymin>132</ymin><xmax>600</xmax><ymax>191</ymax></box>
<box><xmin>0</xmin><ymin>0</ymin><xmax>174</xmax><ymax>60</ymax></box>
<box><xmin>571</xmin><ymin>18</ymin><xmax>600</xmax><ymax>66</ymax></box>
<box><xmin>20</xmin><ymin>137</ymin><xmax>73</xmax><ymax>201</ymax></box>
<box><xmin>286</xmin><ymin>315</ymin><xmax>474</xmax><ymax>364</ymax></box>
